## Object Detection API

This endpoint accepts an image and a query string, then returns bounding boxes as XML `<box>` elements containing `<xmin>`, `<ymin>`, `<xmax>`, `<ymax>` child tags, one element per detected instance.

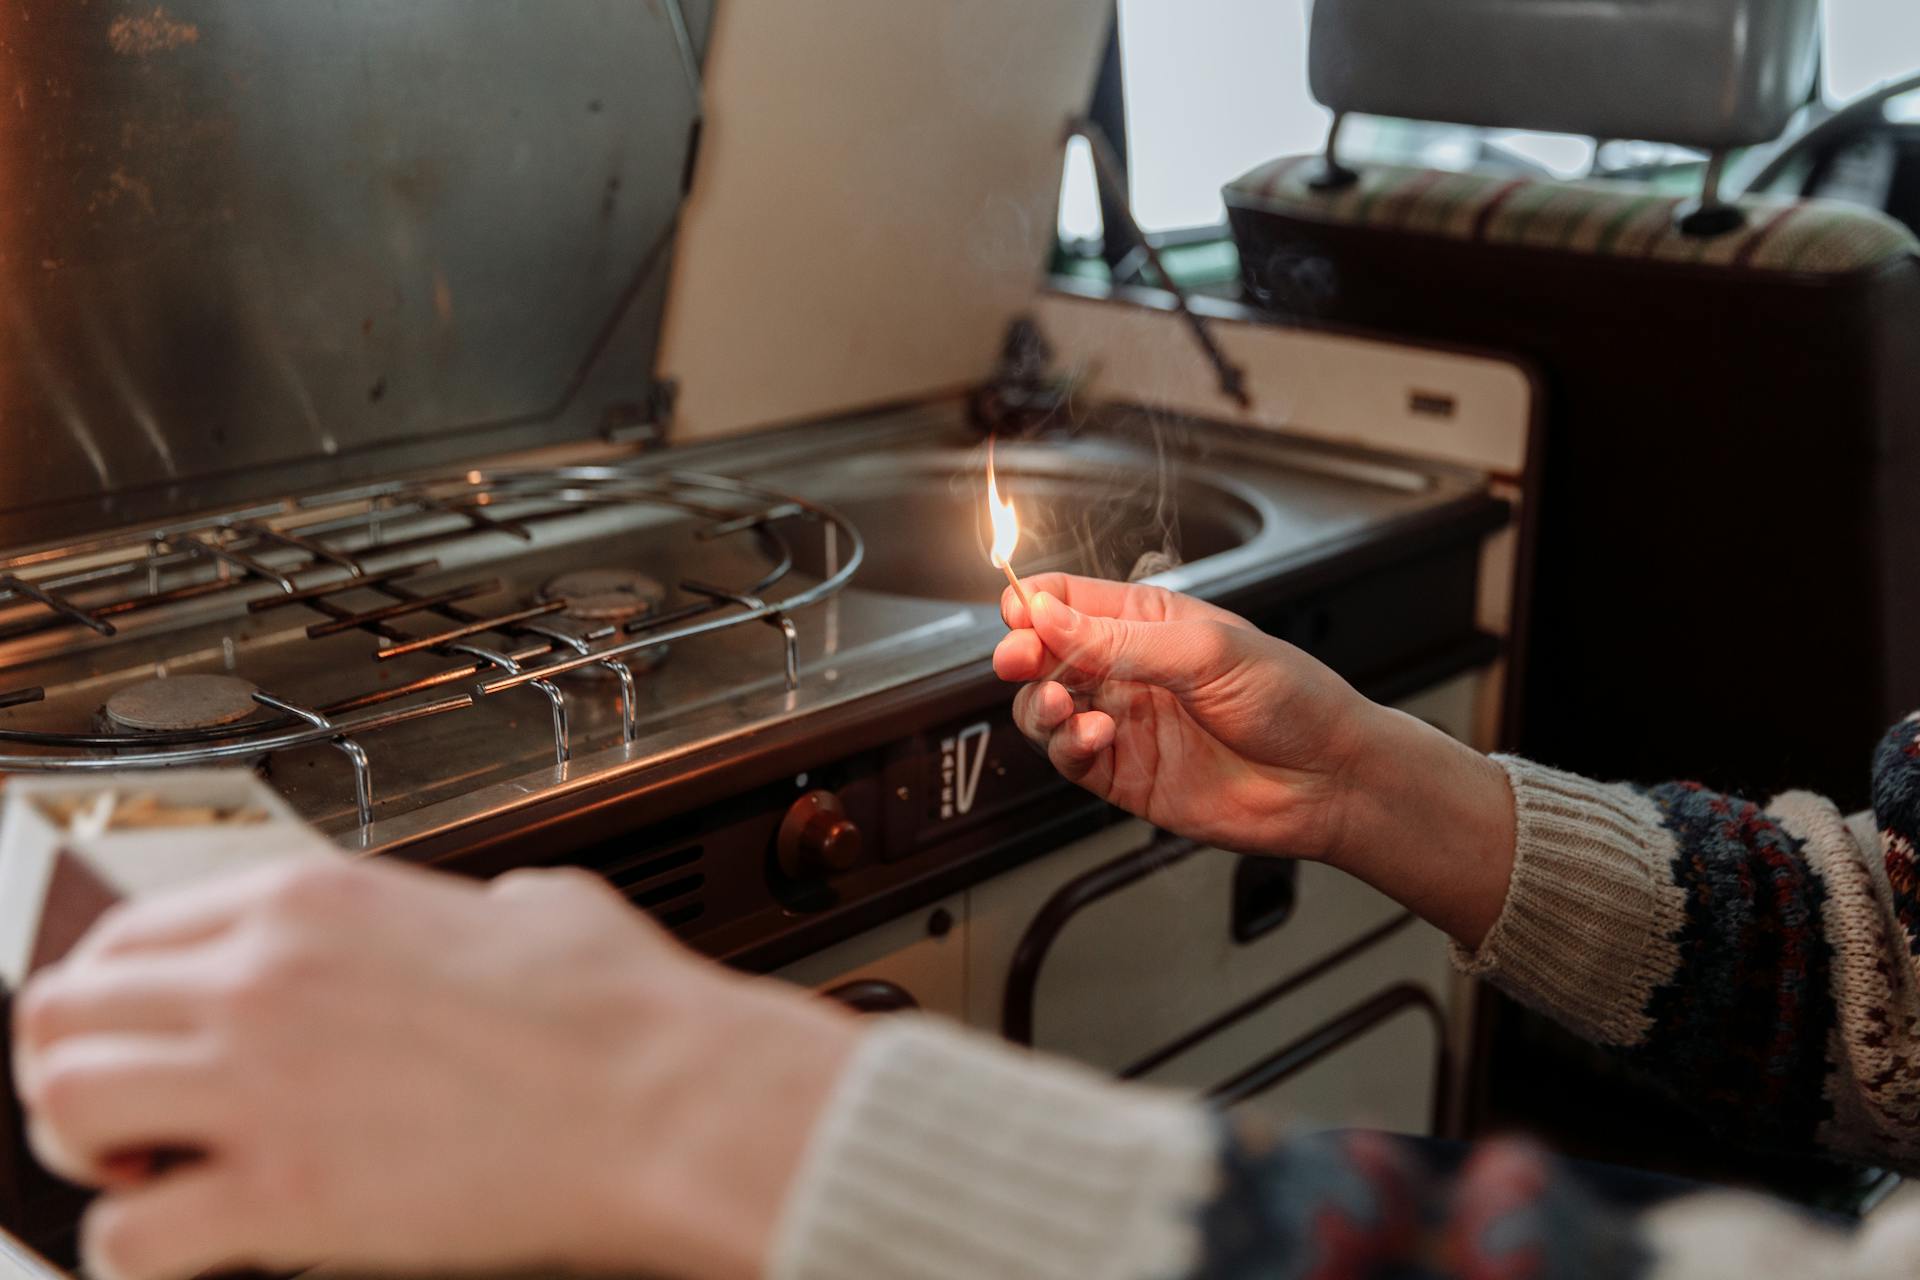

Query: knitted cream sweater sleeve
<box><xmin>768</xmin><ymin>1017</ymin><xmax>1218</xmax><ymax>1280</ymax></box>
<box><xmin>1459</xmin><ymin>713</ymin><xmax>1920</xmax><ymax>1167</ymax></box>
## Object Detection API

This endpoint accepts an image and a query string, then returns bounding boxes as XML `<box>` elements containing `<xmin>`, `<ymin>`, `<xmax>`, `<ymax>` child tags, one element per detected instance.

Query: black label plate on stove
<box><xmin>883</xmin><ymin>709</ymin><xmax>1065</xmax><ymax>858</ymax></box>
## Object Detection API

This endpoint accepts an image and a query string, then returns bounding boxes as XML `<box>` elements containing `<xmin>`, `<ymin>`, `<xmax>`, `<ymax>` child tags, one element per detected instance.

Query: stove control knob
<box><xmin>778</xmin><ymin>790</ymin><xmax>864</xmax><ymax>879</ymax></box>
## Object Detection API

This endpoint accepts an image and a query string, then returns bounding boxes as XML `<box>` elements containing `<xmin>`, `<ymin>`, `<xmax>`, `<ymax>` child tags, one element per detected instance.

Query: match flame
<box><xmin>987</xmin><ymin>440</ymin><xmax>1020</xmax><ymax>569</ymax></box>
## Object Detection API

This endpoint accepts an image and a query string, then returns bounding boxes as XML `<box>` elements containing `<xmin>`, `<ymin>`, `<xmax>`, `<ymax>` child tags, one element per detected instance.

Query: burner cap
<box><xmin>541</xmin><ymin>569</ymin><xmax>666</xmax><ymax>623</ymax></box>
<box><xmin>105</xmin><ymin>675</ymin><xmax>261</xmax><ymax>733</ymax></box>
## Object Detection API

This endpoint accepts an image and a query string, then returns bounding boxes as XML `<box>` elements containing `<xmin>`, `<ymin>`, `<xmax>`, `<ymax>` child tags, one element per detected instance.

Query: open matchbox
<box><xmin>0</xmin><ymin>772</ymin><xmax>338</xmax><ymax>1275</ymax></box>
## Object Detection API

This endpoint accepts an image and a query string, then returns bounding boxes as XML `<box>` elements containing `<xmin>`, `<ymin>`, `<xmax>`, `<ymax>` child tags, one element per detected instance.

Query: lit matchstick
<box><xmin>987</xmin><ymin>439</ymin><xmax>1033</xmax><ymax>613</ymax></box>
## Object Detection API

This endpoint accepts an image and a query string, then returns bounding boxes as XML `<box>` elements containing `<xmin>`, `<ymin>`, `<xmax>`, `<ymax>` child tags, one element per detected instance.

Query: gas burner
<box><xmin>541</xmin><ymin>569</ymin><xmax>667</xmax><ymax>624</ymax></box>
<box><xmin>104</xmin><ymin>675</ymin><xmax>261</xmax><ymax>734</ymax></box>
<box><xmin>535</xmin><ymin>569</ymin><xmax>670</xmax><ymax>676</ymax></box>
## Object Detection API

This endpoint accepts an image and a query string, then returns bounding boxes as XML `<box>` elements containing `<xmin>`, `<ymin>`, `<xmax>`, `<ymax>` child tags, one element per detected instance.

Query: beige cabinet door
<box><xmin>1133</xmin><ymin>920</ymin><xmax>1456</xmax><ymax>1136</ymax></box>
<box><xmin>965</xmin><ymin>819</ymin><xmax>1410</xmax><ymax>1074</ymax></box>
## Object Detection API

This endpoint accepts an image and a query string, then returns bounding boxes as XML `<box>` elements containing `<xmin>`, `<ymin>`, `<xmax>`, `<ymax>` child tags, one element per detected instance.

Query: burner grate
<box><xmin>0</xmin><ymin>467</ymin><xmax>863</xmax><ymax>831</ymax></box>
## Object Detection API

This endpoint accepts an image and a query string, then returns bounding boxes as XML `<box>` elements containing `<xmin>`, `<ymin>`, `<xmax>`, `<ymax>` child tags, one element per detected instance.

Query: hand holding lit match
<box><xmin>991</xmin><ymin>572</ymin><xmax>1516</xmax><ymax>946</ymax></box>
<box><xmin>987</xmin><ymin>441</ymin><xmax>1032</xmax><ymax>610</ymax></box>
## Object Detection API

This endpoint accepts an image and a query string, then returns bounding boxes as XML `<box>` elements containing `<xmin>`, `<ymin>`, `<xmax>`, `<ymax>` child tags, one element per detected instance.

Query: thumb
<box><xmin>1030</xmin><ymin>592</ymin><xmax>1240</xmax><ymax>692</ymax></box>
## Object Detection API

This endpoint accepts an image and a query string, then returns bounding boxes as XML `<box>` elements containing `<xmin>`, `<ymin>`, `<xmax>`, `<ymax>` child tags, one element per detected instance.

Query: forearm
<box><xmin>770</xmin><ymin>1016</ymin><xmax>1894</xmax><ymax>1280</ymax></box>
<box><xmin>1322</xmin><ymin>703</ymin><xmax>1517</xmax><ymax>950</ymax></box>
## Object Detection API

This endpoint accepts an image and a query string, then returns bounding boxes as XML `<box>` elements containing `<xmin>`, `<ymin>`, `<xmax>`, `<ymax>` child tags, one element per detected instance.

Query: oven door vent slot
<box><xmin>631</xmin><ymin>872</ymin><xmax>706</xmax><ymax>911</ymax></box>
<box><xmin>655</xmin><ymin>900</ymin><xmax>707</xmax><ymax>932</ymax></box>
<box><xmin>591</xmin><ymin>845</ymin><xmax>707</xmax><ymax>930</ymax></box>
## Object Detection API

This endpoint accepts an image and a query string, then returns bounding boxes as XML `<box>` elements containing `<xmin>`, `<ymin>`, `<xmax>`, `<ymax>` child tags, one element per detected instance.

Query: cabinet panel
<box><xmin>967</xmin><ymin>819</ymin><xmax>1409</xmax><ymax>1073</ymax></box>
<box><xmin>1231</xmin><ymin>1003</ymin><xmax>1442</xmax><ymax>1134</ymax></box>
<box><xmin>776</xmin><ymin>895</ymin><xmax>966</xmax><ymax>1020</ymax></box>
<box><xmin>1137</xmin><ymin>921</ymin><xmax>1456</xmax><ymax>1135</ymax></box>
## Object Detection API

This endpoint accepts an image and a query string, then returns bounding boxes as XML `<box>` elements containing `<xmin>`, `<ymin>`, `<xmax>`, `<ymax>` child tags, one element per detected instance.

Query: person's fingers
<box><xmin>15</xmin><ymin>952</ymin><xmax>230</xmax><ymax>1056</ymax></box>
<box><xmin>66</xmin><ymin>864</ymin><xmax>305</xmax><ymax>965</ymax></box>
<box><xmin>1019</xmin><ymin>574</ymin><xmax>1256</xmax><ymax>630</ymax></box>
<box><xmin>23</xmin><ymin>1034</ymin><xmax>228</xmax><ymax>1186</ymax></box>
<box><xmin>486</xmin><ymin>864</ymin><xmax>618</xmax><ymax>903</ymax></box>
<box><xmin>1000</xmin><ymin>585</ymin><xmax>1031</xmax><ymax>631</ymax></box>
<box><xmin>992</xmin><ymin>628</ymin><xmax>1049</xmax><ymax>683</ymax></box>
<box><xmin>75</xmin><ymin>860</ymin><xmax>460</xmax><ymax>969</ymax></box>
<box><xmin>1019</xmin><ymin>574</ymin><xmax>1162</xmax><ymax>620</ymax></box>
<box><xmin>82</xmin><ymin>1165</ymin><xmax>277</xmax><ymax>1280</ymax></box>
<box><xmin>1012</xmin><ymin>681</ymin><xmax>1076</xmax><ymax>745</ymax></box>
<box><xmin>1030</xmin><ymin>593</ymin><xmax>1245</xmax><ymax>693</ymax></box>
<box><xmin>1045</xmin><ymin>710</ymin><xmax>1116</xmax><ymax>789</ymax></box>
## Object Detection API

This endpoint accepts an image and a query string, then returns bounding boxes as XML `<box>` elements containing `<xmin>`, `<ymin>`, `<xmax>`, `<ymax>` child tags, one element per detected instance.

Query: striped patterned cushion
<box><xmin>1225</xmin><ymin>157</ymin><xmax>1918</xmax><ymax>276</ymax></box>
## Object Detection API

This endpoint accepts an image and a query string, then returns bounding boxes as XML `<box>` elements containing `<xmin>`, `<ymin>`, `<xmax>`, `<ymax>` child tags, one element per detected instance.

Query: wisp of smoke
<box><xmin>957</xmin><ymin>398</ymin><xmax>1196</xmax><ymax>589</ymax></box>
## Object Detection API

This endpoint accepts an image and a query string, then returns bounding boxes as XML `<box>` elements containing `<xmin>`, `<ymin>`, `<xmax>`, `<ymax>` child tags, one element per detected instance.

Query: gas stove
<box><xmin>0</xmin><ymin>404</ymin><xmax>1504</xmax><ymax>965</ymax></box>
<box><xmin>0</xmin><ymin>5</ymin><xmax>1537</xmax><ymax>1272</ymax></box>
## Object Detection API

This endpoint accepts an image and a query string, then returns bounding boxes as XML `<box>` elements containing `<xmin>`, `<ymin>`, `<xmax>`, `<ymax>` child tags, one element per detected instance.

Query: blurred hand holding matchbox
<box><xmin>0</xmin><ymin>772</ymin><xmax>340</xmax><ymax>1273</ymax></box>
<box><xmin>0</xmin><ymin>771</ymin><xmax>340</xmax><ymax>989</ymax></box>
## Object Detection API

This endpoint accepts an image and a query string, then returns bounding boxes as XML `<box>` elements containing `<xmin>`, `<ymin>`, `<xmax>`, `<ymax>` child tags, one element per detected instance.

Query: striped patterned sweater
<box><xmin>769</xmin><ymin>714</ymin><xmax>1920</xmax><ymax>1280</ymax></box>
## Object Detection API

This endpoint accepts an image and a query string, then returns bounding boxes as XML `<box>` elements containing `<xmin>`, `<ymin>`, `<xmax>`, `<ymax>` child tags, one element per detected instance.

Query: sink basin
<box><xmin>783</xmin><ymin>448</ymin><xmax>1267</xmax><ymax>602</ymax></box>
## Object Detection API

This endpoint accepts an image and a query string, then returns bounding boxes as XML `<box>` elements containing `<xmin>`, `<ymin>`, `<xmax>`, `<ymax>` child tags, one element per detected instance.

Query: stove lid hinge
<box><xmin>968</xmin><ymin>315</ymin><xmax>1082</xmax><ymax>440</ymax></box>
<box><xmin>601</xmin><ymin>379</ymin><xmax>676</xmax><ymax>448</ymax></box>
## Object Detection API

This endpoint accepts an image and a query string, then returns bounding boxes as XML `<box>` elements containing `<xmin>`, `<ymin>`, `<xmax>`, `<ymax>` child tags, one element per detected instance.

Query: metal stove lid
<box><xmin>0</xmin><ymin>1</ymin><xmax>711</xmax><ymax>549</ymax></box>
<box><xmin>658</xmin><ymin>0</ymin><xmax>1112</xmax><ymax>441</ymax></box>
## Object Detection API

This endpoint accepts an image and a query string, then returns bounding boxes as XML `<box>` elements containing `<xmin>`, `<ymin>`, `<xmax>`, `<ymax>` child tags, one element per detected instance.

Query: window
<box><xmin>1059</xmin><ymin>0</ymin><xmax>1920</xmax><ymax>247</ymax></box>
<box><xmin>1114</xmin><ymin>0</ymin><xmax>1327</xmax><ymax>234</ymax></box>
<box><xmin>1055</xmin><ymin>0</ymin><xmax>1622</xmax><ymax>242</ymax></box>
<box><xmin>1824</xmin><ymin>0</ymin><xmax>1920</xmax><ymax>102</ymax></box>
<box><xmin>1058</xmin><ymin>0</ymin><xmax>1325</xmax><ymax>241</ymax></box>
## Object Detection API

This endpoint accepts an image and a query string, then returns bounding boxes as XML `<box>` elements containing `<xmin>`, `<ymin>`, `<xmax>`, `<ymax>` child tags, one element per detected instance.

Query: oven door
<box><xmin>1137</xmin><ymin>923</ymin><xmax>1455</xmax><ymax>1133</ymax></box>
<box><xmin>775</xmin><ymin>894</ymin><xmax>967</xmax><ymax>1021</ymax></box>
<box><xmin>964</xmin><ymin>821</ymin><xmax>1461</xmax><ymax>1134</ymax></box>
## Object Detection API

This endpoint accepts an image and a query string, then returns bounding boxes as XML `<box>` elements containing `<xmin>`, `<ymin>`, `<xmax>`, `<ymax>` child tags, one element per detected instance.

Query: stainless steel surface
<box><xmin>0</xmin><ymin>2</ymin><xmax>702</xmax><ymax>546</ymax></box>
<box><xmin>785</xmin><ymin>450</ymin><xmax>1265</xmax><ymax>603</ymax></box>
<box><xmin>1309</xmin><ymin>0</ymin><xmax>1820</xmax><ymax>151</ymax></box>
<box><xmin>0</xmin><ymin>406</ymin><xmax>1491</xmax><ymax>852</ymax></box>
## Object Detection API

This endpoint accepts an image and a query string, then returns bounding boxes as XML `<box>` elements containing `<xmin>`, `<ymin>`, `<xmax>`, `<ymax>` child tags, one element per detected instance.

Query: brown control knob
<box><xmin>778</xmin><ymin>790</ymin><xmax>864</xmax><ymax>879</ymax></box>
<box><xmin>823</xmin><ymin>979</ymin><xmax>919</xmax><ymax>1015</ymax></box>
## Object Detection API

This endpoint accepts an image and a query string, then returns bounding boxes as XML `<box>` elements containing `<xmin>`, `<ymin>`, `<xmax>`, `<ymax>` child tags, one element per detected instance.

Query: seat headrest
<box><xmin>1308</xmin><ymin>0</ymin><xmax>1820</xmax><ymax>151</ymax></box>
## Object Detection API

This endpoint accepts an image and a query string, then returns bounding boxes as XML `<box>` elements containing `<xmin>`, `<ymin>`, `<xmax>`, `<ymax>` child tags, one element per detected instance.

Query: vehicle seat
<box><xmin>1225</xmin><ymin>0</ymin><xmax>1920</xmax><ymax>807</ymax></box>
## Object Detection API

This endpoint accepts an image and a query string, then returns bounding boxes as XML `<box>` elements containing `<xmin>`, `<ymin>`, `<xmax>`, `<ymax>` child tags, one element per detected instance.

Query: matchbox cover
<box><xmin>0</xmin><ymin>771</ymin><xmax>340</xmax><ymax>989</ymax></box>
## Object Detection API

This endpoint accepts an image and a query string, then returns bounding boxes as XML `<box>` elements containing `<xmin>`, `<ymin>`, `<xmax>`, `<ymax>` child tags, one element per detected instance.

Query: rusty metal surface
<box><xmin>0</xmin><ymin>1</ymin><xmax>702</xmax><ymax>546</ymax></box>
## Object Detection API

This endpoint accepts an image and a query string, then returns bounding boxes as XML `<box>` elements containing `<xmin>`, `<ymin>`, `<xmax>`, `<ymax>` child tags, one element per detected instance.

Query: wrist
<box><xmin>1323</xmin><ymin>703</ymin><xmax>1517</xmax><ymax>948</ymax></box>
<box><xmin>1317</xmin><ymin>700</ymin><xmax>1434</xmax><ymax>869</ymax></box>
<box><xmin>597</xmin><ymin>973</ymin><xmax>866</xmax><ymax>1280</ymax></box>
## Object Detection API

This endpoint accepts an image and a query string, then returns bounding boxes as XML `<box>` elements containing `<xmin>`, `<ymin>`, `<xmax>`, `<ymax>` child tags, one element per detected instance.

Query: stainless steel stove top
<box><xmin>0</xmin><ymin>403</ymin><xmax>1495</xmax><ymax>854</ymax></box>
